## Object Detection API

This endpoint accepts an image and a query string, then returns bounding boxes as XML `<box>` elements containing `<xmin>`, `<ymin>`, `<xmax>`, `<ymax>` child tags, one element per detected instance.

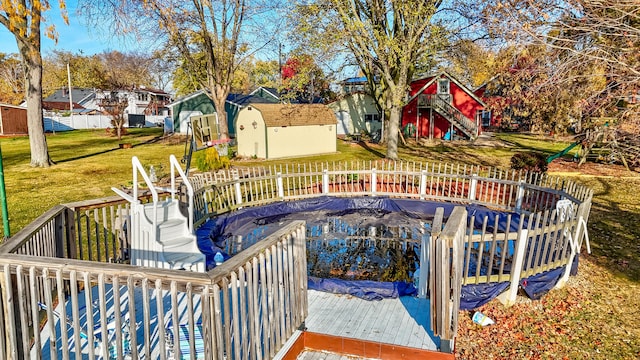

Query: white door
<box><xmin>336</xmin><ymin>110</ymin><xmax>351</xmax><ymax>135</ymax></box>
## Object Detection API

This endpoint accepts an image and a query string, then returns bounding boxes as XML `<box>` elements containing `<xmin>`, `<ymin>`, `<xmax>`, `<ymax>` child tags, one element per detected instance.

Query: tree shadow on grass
<box><xmin>356</xmin><ymin>141</ymin><xmax>386</xmax><ymax>158</ymax></box>
<box><xmin>584</xmin><ymin>176</ymin><xmax>640</xmax><ymax>282</ymax></box>
<box><xmin>54</xmin><ymin>136</ymin><xmax>163</xmax><ymax>164</ymax></box>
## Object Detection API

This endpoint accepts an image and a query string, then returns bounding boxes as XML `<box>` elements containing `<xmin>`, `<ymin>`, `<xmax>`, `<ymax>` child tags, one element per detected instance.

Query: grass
<box><xmin>1</xmin><ymin>130</ymin><xmax>639</xmax><ymax>358</ymax></box>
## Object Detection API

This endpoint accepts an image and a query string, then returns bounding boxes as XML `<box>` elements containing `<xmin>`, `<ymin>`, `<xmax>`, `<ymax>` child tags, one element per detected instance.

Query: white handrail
<box><xmin>132</xmin><ymin>156</ymin><xmax>159</xmax><ymax>237</ymax></box>
<box><xmin>170</xmin><ymin>154</ymin><xmax>194</xmax><ymax>233</ymax></box>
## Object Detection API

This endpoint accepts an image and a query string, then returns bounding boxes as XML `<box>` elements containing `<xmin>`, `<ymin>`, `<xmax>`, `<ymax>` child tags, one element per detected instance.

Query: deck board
<box><xmin>305</xmin><ymin>290</ymin><xmax>439</xmax><ymax>351</ymax></box>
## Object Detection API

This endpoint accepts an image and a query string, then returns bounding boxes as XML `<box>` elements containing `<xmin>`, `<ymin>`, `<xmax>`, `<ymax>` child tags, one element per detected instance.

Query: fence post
<box><xmin>371</xmin><ymin>168</ymin><xmax>377</xmax><ymax>195</ymax></box>
<box><xmin>418</xmin><ymin>230</ymin><xmax>429</xmax><ymax>299</ymax></box>
<box><xmin>516</xmin><ymin>181</ymin><xmax>525</xmax><ymax>211</ymax></box>
<box><xmin>502</xmin><ymin>229</ymin><xmax>528</xmax><ymax>306</ymax></box>
<box><xmin>468</xmin><ymin>174</ymin><xmax>478</xmax><ymax>200</ymax></box>
<box><xmin>234</xmin><ymin>176</ymin><xmax>242</xmax><ymax>206</ymax></box>
<box><xmin>322</xmin><ymin>170</ymin><xmax>329</xmax><ymax>194</ymax></box>
<box><xmin>277</xmin><ymin>172</ymin><xmax>284</xmax><ymax>199</ymax></box>
<box><xmin>419</xmin><ymin>170</ymin><xmax>427</xmax><ymax>199</ymax></box>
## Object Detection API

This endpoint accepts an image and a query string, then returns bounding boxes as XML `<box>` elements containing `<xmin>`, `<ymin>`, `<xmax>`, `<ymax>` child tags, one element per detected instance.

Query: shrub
<box><xmin>510</xmin><ymin>152</ymin><xmax>548</xmax><ymax>173</ymax></box>
<box><xmin>194</xmin><ymin>147</ymin><xmax>230</xmax><ymax>172</ymax></box>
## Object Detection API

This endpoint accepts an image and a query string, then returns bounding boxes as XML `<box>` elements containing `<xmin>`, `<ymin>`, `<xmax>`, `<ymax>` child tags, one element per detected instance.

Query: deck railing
<box><xmin>0</xmin><ymin>160</ymin><xmax>592</xmax><ymax>357</ymax></box>
<box><xmin>0</xmin><ymin>197</ymin><xmax>307</xmax><ymax>360</ymax></box>
<box><xmin>191</xmin><ymin>160</ymin><xmax>593</xmax><ymax>304</ymax></box>
<box><xmin>191</xmin><ymin>161</ymin><xmax>592</xmax><ymax>225</ymax></box>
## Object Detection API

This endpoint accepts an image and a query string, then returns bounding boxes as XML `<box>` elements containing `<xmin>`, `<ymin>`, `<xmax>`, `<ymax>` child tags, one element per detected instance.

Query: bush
<box><xmin>194</xmin><ymin>147</ymin><xmax>230</xmax><ymax>172</ymax></box>
<box><xmin>510</xmin><ymin>152</ymin><xmax>548</xmax><ymax>173</ymax></box>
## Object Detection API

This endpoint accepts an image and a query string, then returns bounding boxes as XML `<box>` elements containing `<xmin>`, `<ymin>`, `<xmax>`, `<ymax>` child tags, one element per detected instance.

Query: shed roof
<box><xmin>248</xmin><ymin>103</ymin><xmax>336</xmax><ymax>127</ymax></box>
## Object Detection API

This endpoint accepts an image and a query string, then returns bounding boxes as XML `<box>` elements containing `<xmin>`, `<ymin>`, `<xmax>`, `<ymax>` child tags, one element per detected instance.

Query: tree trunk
<box><xmin>386</xmin><ymin>105</ymin><xmax>402</xmax><ymax>159</ymax></box>
<box><xmin>211</xmin><ymin>90</ymin><xmax>229</xmax><ymax>139</ymax></box>
<box><xmin>22</xmin><ymin>52</ymin><xmax>52</xmax><ymax>167</ymax></box>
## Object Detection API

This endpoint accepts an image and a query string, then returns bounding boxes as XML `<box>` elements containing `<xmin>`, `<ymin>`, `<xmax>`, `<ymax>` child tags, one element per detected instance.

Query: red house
<box><xmin>402</xmin><ymin>72</ymin><xmax>486</xmax><ymax>140</ymax></box>
<box><xmin>473</xmin><ymin>82</ymin><xmax>501</xmax><ymax>129</ymax></box>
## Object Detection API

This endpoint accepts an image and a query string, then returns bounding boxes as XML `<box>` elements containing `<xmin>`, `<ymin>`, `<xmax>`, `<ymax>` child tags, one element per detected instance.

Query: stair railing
<box><xmin>424</xmin><ymin>94</ymin><xmax>478</xmax><ymax>138</ymax></box>
<box><xmin>132</xmin><ymin>156</ymin><xmax>159</xmax><ymax>243</ymax></box>
<box><xmin>169</xmin><ymin>154</ymin><xmax>194</xmax><ymax>233</ymax></box>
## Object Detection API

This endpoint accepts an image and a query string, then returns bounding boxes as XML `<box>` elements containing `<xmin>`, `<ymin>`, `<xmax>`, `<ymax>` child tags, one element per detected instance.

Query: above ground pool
<box><xmin>195</xmin><ymin>196</ymin><xmax>574</xmax><ymax>307</ymax></box>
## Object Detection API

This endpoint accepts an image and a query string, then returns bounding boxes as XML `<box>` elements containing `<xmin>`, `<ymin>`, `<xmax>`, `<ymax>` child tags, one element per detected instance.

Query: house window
<box><xmin>137</xmin><ymin>93</ymin><xmax>148</xmax><ymax>102</ymax></box>
<box><xmin>364</xmin><ymin>114</ymin><xmax>380</xmax><ymax>122</ymax></box>
<box><xmin>437</xmin><ymin>79</ymin><xmax>450</xmax><ymax>94</ymax></box>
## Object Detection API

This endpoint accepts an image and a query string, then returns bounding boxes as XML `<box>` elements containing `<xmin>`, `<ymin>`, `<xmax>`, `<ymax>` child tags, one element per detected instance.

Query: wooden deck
<box><xmin>297</xmin><ymin>350</ymin><xmax>375</xmax><ymax>359</ymax></box>
<box><xmin>305</xmin><ymin>290</ymin><xmax>439</xmax><ymax>352</ymax></box>
<box><xmin>32</xmin><ymin>284</ymin><xmax>204</xmax><ymax>360</ymax></box>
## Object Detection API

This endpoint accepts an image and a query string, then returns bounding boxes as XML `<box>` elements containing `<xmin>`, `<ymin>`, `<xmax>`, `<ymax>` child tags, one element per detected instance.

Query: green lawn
<box><xmin>1</xmin><ymin>129</ymin><xmax>639</xmax><ymax>358</ymax></box>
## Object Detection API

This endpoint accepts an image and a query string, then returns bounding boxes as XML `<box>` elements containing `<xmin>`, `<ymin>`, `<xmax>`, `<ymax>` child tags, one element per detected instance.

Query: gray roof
<box><xmin>44</xmin><ymin>88</ymin><xmax>96</xmax><ymax>104</ymax></box>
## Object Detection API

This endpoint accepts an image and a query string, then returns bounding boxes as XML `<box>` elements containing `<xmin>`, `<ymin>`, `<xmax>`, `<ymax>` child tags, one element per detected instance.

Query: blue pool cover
<box><xmin>195</xmin><ymin>196</ymin><xmax>568</xmax><ymax>308</ymax></box>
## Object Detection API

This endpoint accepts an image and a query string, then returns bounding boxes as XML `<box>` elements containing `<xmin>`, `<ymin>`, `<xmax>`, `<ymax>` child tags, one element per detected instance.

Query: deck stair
<box><xmin>420</xmin><ymin>94</ymin><xmax>478</xmax><ymax>140</ymax></box>
<box><xmin>112</xmin><ymin>155</ymin><xmax>205</xmax><ymax>271</ymax></box>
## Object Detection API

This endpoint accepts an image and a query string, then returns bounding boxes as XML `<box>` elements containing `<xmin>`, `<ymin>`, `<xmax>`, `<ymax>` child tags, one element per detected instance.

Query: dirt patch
<box><xmin>548</xmin><ymin>158</ymin><xmax>640</xmax><ymax>178</ymax></box>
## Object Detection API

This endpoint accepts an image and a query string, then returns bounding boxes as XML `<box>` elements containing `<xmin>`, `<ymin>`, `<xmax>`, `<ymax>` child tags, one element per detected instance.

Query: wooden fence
<box><xmin>190</xmin><ymin>161</ymin><xmax>592</xmax><ymax>225</ymax></box>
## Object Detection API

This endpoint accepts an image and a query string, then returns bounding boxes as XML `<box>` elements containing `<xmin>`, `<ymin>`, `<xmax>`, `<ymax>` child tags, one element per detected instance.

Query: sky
<box><xmin>0</xmin><ymin>1</ymin><xmax>151</xmax><ymax>56</ymax></box>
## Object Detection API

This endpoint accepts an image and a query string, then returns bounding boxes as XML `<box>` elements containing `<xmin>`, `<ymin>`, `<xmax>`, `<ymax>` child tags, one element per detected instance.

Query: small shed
<box><xmin>0</xmin><ymin>103</ymin><xmax>28</xmax><ymax>135</ymax></box>
<box><xmin>236</xmin><ymin>103</ymin><xmax>337</xmax><ymax>159</ymax></box>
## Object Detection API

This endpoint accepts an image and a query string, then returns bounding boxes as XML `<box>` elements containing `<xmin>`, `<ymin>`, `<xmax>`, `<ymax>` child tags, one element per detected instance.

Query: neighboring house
<box><xmin>340</xmin><ymin>77</ymin><xmax>368</xmax><ymax>94</ymax></box>
<box><xmin>473</xmin><ymin>82</ymin><xmax>500</xmax><ymax>129</ymax></box>
<box><xmin>402</xmin><ymin>72</ymin><xmax>486</xmax><ymax>140</ymax></box>
<box><xmin>236</xmin><ymin>103</ymin><xmax>336</xmax><ymax>159</ymax></box>
<box><xmin>249</xmin><ymin>86</ymin><xmax>280</xmax><ymax>102</ymax></box>
<box><xmin>0</xmin><ymin>103</ymin><xmax>28</xmax><ymax>135</ymax></box>
<box><xmin>168</xmin><ymin>90</ymin><xmax>279</xmax><ymax>136</ymax></box>
<box><xmin>327</xmin><ymin>93</ymin><xmax>381</xmax><ymax>137</ymax></box>
<box><xmin>43</xmin><ymin>88</ymin><xmax>99</xmax><ymax>113</ymax></box>
<box><xmin>44</xmin><ymin>87</ymin><xmax>171</xmax><ymax>126</ymax></box>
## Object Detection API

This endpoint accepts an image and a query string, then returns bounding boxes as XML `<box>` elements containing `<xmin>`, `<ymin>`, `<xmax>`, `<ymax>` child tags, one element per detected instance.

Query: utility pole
<box><xmin>66</xmin><ymin>63</ymin><xmax>73</xmax><ymax>135</ymax></box>
<box><xmin>279</xmin><ymin>43</ymin><xmax>284</xmax><ymax>87</ymax></box>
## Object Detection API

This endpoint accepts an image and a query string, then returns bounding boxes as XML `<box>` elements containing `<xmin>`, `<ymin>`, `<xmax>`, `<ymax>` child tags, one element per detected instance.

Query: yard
<box><xmin>1</xmin><ymin>129</ymin><xmax>639</xmax><ymax>359</ymax></box>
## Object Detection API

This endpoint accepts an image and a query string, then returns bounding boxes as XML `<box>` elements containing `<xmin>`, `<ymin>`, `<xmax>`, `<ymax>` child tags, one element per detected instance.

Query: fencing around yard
<box><xmin>0</xmin><ymin>160</ymin><xmax>592</xmax><ymax>357</ymax></box>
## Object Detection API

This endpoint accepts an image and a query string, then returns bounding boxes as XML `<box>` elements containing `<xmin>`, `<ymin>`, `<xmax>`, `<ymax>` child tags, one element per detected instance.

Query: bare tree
<box><xmin>83</xmin><ymin>0</ymin><xmax>284</xmax><ymax>139</ymax></box>
<box><xmin>98</xmin><ymin>91</ymin><xmax>129</xmax><ymax>140</ymax></box>
<box><xmin>0</xmin><ymin>1</ymin><xmax>67</xmax><ymax>166</ymax></box>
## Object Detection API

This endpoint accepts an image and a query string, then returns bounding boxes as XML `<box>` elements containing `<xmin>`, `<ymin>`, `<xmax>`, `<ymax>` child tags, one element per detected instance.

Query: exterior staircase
<box><xmin>419</xmin><ymin>94</ymin><xmax>479</xmax><ymax>140</ymax></box>
<box><xmin>112</xmin><ymin>155</ymin><xmax>206</xmax><ymax>272</ymax></box>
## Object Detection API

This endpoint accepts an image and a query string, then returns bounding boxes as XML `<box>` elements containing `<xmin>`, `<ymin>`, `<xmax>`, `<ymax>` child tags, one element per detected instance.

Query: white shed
<box><xmin>236</xmin><ymin>103</ymin><xmax>337</xmax><ymax>159</ymax></box>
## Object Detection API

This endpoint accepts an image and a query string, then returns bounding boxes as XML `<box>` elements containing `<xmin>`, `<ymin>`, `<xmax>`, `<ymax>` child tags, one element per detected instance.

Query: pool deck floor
<box><xmin>305</xmin><ymin>290</ymin><xmax>439</xmax><ymax>352</ymax></box>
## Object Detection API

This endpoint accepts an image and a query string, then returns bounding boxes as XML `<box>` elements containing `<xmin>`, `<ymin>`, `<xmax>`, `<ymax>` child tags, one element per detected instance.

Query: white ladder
<box><xmin>112</xmin><ymin>155</ymin><xmax>206</xmax><ymax>272</ymax></box>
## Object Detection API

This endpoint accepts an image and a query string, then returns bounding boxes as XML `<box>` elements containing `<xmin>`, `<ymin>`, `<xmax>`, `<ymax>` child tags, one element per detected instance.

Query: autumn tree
<box><xmin>292</xmin><ymin>0</ymin><xmax>448</xmax><ymax>158</ymax></box>
<box><xmin>0</xmin><ymin>0</ymin><xmax>66</xmax><ymax>166</ymax></box>
<box><xmin>472</xmin><ymin>0</ymin><xmax>640</xmax><ymax>128</ymax></box>
<box><xmin>281</xmin><ymin>53</ymin><xmax>332</xmax><ymax>103</ymax></box>
<box><xmin>0</xmin><ymin>52</ymin><xmax>23</xmax><ymax>104</ymax></box>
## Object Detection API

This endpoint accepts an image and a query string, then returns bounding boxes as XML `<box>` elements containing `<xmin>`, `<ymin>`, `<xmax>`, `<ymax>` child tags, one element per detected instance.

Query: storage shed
<box><xmin>236</xmin><ymin>103</ymin><xmax>337</xmax><ymax>159</ymax></box>
<box><xmin>0</xmin><ymin>103</ymin><xmax>28</xmax><ymax>135</ymax></box>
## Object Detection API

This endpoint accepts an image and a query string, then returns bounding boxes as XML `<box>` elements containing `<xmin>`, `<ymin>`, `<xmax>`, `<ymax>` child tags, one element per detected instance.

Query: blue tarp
<box><xmin>308</xmin><ymin>276</ymin><xmax>416</xmax><ymax>301</ymax></box>
<box><xmin>195</xmin><ymin>196</ymin><xmax>569</xmax><ymax>308</ymax></box>
<box><xmin>460</xmin><ymin>282</ymin><xmax>511</xmax><ymax>310</ymax></box>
